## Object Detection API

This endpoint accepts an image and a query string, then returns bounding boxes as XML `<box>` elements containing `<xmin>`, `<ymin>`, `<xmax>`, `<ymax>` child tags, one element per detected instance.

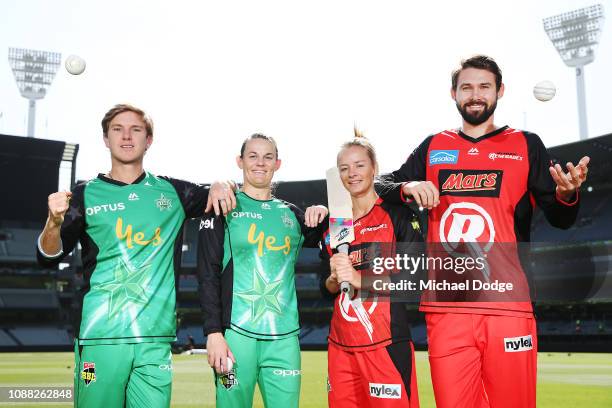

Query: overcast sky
<box><xmin>1</xmin><ymin>0</ymin><xmax>610</xmax><ymax>184</ymax></box>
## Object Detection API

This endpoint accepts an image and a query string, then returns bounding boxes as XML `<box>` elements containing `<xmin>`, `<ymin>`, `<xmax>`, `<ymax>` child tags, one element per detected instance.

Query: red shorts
<box><xmin>426</xmin><ymin>313</ymin><xmax>537</xmax><ymax>408</ymax></box>
<box><xmin>327</xmin><ymin>341</ymin><xmax>419</xmax><ymax>408</ymax></box>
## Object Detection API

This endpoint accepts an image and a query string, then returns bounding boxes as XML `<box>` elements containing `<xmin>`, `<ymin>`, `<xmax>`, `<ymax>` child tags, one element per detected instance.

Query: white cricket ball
<box><xmin>226</xmin><ymin>357</ymin><xmax>233</xmax><ymax>372</ymax></box>
<box><xmin>65</xmin><ymin>55</ymin><xmax>86</xmax><ymax>75</ymax></box>
<box><xmin>533</xmin><ymin>80</ymin><xmax>556</xmax><ymax>102</ymax></box>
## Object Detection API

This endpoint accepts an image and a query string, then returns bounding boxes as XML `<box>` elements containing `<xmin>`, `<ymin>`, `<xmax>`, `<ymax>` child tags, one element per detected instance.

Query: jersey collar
<box><xmin>97</xmin><ymin>171</ymin><xmax>147</xmax><ymax>186</ymax></box>
<box><xmin>238</xmin><ymin>190</ymin><xmax>275</xmax><ymax>202</ymax></box>
<box><xmin>354</xmin><ymin>197</ymin><xmax>383</xmax><ymax>223</ymax></box>
<box><xmin>458</xmin><ymin>125</ymin><xmax>509</xmax><ymax>143</ymax></box>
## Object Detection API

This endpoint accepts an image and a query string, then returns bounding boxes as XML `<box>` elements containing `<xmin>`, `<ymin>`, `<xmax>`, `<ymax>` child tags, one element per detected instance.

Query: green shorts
<box><xmin>74</xmin><ymin>341</ymin><xmax>172</xmax><ymax>408</ymax></box>
<box><xmin>215</xmin><ymin>329</ymin><xmax>301</xmax><ymax>408</ymax></box>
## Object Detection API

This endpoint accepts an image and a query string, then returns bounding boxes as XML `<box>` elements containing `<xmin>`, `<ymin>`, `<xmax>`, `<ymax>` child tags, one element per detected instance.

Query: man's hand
<box><xmin>330</xmin><ymin>253</ymin><xmax>360</xmax><ymax>289</ymax></box>
<box><xmin>206</xmin><ymin>332</ymin><xmax>235</xmax><ymax>374</ymax></box>
<box><xmin>549</xmin><ymin>156</ymin><xmax>590</xmax><ymax>202</ymax></box>
<box><xmin>48</xmin><ymin>191</ymin><xmax>72</xmax><ymax>226</ymax></box>
<box><xmin>305</xmin><ymin>205</ymin><xmax>328</xmax><ymax>227</ymax></box>
<box><xmin>401</xmin><ymin>181</ymin><xmax>440</xmax><ymax>210</ymax></box>
<box><xmin>205</xmin><ymin>181</ymin><xmax>237</xmax><ymax>216</ymax></box>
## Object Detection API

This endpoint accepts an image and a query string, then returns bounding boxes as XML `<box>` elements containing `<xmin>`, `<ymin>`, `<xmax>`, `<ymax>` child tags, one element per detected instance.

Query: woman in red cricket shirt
<box><xmin>320</xmin><ymin>132</ymin><xmax>423</xmax><ymax>408</ymax></box>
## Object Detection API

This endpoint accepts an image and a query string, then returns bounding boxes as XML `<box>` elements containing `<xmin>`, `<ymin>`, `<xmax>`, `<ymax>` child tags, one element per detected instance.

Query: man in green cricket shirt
<box><xmin>37</xmin><ymin>104</ymin><xmax>236</xmax><ymax>407</ymax></box>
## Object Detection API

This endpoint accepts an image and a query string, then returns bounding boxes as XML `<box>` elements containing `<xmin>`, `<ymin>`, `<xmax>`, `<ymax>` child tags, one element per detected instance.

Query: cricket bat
<box><xmin>326</xmin><ymin>166</ymin><xmax>355</xmax><ymax>293</ymax></box>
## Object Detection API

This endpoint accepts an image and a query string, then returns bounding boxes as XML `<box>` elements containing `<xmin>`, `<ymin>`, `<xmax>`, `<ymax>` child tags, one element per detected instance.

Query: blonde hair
<box><xmin>337</xmin><ymin>127</ymin><xmax>379</xmax><ymax>174</ymax></box>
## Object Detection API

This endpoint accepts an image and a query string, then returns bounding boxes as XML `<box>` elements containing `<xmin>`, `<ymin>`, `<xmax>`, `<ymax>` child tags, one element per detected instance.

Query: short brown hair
<box><xmin>337</xmin><ymin>127</ymin><xmax>379</xmax><ymax>174</ymax></box>
<box><xmin>240</xmin><ymin>133</ymin><xmax>279</xmax><ymax>159</ymax></box>
<box><xmin>452</xmin><ymin>55</ymin><xmax>502</xmax><ymax>91</ymax></box>
<box><xmin>101</xmin><ymin>104</ymin><xmax>154</xmax><ymax>137</ymax></box>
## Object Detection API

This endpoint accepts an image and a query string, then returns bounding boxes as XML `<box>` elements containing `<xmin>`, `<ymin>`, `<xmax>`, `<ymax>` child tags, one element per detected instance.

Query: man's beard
<box><xmin>456</xmin><ymin>99</ymin><xmax>497</xmax><ymax>126</ymax></box>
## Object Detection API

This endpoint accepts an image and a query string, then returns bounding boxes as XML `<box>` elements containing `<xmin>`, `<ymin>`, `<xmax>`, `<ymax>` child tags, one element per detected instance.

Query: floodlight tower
<box><xmin>543</xmin><ymin>4</ymin><xmax>605</xmax><ymax>140</ymax></box>
<box><xmin>8</xmin><ymin>47</ymin><xmax>61</xmax><ymax>137</ymax></box>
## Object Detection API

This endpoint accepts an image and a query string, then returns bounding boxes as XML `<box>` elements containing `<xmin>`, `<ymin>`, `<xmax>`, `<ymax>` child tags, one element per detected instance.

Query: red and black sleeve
<box><xmin>378</xmin><ymin>135</ymin><xmax>434</xmax><ymax>204</ymax></box>
<box><xmin>524</xmin><ymin>131</ymin><xmax>579</xmax><ymax>230</ymax></box>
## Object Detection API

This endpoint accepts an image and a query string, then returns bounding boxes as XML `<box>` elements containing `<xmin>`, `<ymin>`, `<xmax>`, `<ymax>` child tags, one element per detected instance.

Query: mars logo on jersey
<box><xmin>439</xmin><ymin>202</ymin><xmax>495</xmax><ymax>252</ymax></box>
<box><xmin>219</xmin><ymin>369</ymin><xmax>238</xmax><ymax>390</ymax></box>
<box><xmin>81</xmin><ymin>362</ymin><xmax>96</xmax><ymax>386</ymax></box>
<box><xmin>439</xmin><ymin>170</ymin><xmax>503</xmax><ymax>197</ymax></box>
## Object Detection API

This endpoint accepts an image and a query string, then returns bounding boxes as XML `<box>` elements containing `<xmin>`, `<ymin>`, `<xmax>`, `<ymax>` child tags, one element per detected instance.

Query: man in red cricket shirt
<box><xmin>385</xmin><ymin>55</ymin><xmax>590</xmax><ymax>408</ymax></box>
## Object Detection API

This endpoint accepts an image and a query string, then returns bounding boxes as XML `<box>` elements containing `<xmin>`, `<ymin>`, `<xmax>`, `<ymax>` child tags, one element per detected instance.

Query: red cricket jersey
<box><xmin>320</xmin><ymin>198</ymin><xmax>423</xmax><ymax>351</ymax></box>
<box><xmin>386</xmin><ymin>126</ymin><xmax>579</xmax><ymax>317</ymax></box>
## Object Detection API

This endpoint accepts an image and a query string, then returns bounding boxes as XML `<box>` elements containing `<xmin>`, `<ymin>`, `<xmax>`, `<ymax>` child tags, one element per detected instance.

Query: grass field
<box><xmin>0</xmin><ymin>351</ymin><xmax>611</xmax><ymax>407</ymax></box>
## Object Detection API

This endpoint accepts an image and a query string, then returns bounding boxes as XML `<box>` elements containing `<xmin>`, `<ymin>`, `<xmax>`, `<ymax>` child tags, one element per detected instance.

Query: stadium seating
<box><xmin>0</xmin><ymin>330</ymin><xmax>18</xmax><ymax>346</ymax></box>
<box><xmin>299</xmin><ymin>325</ymin><xmax>329</xmax><ymax>345</ymax></box>
<box><xmin>0</xmin><ymin>228</ymin><xmax>39</xmax><ymax>264</ymax></box>
<box><xmin>176</xmin><ymin>326</ymin><xmax>206</xmax><ymax>346</ymax></box>
<box><xmin>9</xmin><ymin>327</ymin><xmax>71</xmax><ymax>346</ymax></box>
<box><xmin>0</xmin><ymin>288</ymin><xmax>59</xmax><ymax>309</ymax></box>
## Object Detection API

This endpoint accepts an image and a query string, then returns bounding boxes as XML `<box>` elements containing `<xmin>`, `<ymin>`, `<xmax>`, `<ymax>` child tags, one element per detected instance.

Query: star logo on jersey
<box><xmin>281</xmin><ymin>212</ymin><xmax>295</xmax><ymax>229</ymax></box>
<box><xmin>236</xmin><ymin>269</ymin><xmax>283</xmax><ymax>321</ymax></box>
<box><xmin>155</xmin><ymin>193</ymin><xmax>173</xmax><ymax>211</ymax></box>
<box><xmin>66</xmin><ymin>204</ymin><xmax>82</xmax><ymax>222</ymax></box>
<box><xmin>96</xmin><ymin>258</ymin><xmax>150</xmax><ymax>318</ymax></box>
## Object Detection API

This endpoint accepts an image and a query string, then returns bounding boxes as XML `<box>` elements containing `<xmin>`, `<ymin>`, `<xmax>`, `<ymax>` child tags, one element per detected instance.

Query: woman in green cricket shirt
<box><xmin>197</xmin><ymin>133</ymin><xmax>327</xmax><ymax>408</ymax></box>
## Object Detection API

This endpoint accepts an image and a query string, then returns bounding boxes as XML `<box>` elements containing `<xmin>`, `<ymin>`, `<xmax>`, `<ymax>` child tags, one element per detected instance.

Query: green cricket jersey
<box><xmin>37</xmin><ymin>172</ymin><xmax>209</xmax><ymax>345</ymax></box>
<box><xmin>197</xmin><ymin>191</ymin><xmax>320</xmax><ymax>340</ymax></box>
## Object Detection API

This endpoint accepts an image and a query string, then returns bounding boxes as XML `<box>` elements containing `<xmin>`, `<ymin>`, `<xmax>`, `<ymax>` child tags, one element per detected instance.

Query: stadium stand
<box><xmin>0</xmin><ymin>330</ymin><xmax>18</xmax><ymax>347</ymax></box>
<box><xmin>0</xmin><ymin>228</ymin><xmax>40</xmax><ymax>264</ymax></box>
<box><xmin>9</xmin><ymin>327</ymin><xmax>71</xmax><ymax>346</ymax></box>
<box><xmin>0</xmin><ymin>288</ymin><xmax>59</xmax><ymax>309</ymax></box>
<box><xmin>1</xmin><ymin>132</ymin><xmax>611</xmax><ymax>352</ymax></box>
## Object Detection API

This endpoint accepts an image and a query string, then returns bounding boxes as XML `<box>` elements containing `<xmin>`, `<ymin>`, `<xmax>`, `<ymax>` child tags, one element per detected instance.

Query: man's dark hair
<box><xmin>451</xmin><ymin>55</ymin><xmax>502</xmax><ymax>91</ymax></box>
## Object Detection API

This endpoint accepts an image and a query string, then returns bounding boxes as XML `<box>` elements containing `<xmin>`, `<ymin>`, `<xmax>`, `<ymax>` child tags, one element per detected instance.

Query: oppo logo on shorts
<box><xmin>273</xmin><ymin>369</ymin><xmax>301</xmax><ymax>377</ymax></box>
<box><xmin>369</xmin><ymin>383</ymin><xmax>401</xmax><ymax>399</ymax></box>
<box><xmin>504</xmin><ymin>335</ymin><xmax>533</xmax><ymax>352</ymax></box>
<box><xmin>158</xmin><ymin>364</ymin><xmax>173</xmax><ymax>371</ymax></box>
<box><xmin>86</xmin><ymin>203</ymin><xmax>126</xmax><ymax>216</ymax></box>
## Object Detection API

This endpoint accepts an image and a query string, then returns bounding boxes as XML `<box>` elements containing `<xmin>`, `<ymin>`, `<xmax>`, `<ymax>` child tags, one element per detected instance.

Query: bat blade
<box><xmin>326</xmin><ymin>166</ymin><xmax>354</xmax><ymax>249</ymax></box>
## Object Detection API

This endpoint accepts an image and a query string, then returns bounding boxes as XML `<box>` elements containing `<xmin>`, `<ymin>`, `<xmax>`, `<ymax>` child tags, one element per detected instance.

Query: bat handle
<box><xmin>337</xmin><ymin>243</ymin><xmax>351</xmax><ymax>293</ymax></box>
